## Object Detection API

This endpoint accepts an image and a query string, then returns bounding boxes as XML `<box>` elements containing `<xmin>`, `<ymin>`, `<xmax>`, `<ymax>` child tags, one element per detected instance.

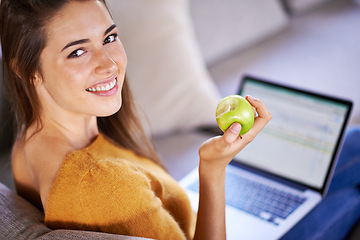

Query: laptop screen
<box><xmin>235</xmin><ymin>76</ymin><xmax>352</xmax><ymax>193</ymax></box>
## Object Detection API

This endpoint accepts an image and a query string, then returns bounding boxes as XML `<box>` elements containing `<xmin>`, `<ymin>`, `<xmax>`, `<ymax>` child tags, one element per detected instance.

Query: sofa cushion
<box><xmin>189</xmin><ymin>0</ymin><xmax>288</xmax><ymax>64</ymax></box>
<box><xmin>106</xmin><ymin>0</ymin><xmax>221</xmax><ymax>137</ymax></box>
<box><xmin>0</xmin><ymin>182</ymin><xmax>50</xmax><ymax>239</ymax></box>
<box><xmin>0</xmin><ymin>182</ymin><xmax>149</xmax><ymax>239</ymax></box>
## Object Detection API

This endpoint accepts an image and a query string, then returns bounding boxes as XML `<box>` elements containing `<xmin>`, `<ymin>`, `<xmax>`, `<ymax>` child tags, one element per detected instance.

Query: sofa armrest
<box><xmin>36</xmin><ymin>230</ymin><xmax>151</xmax><ymax>240</ymax></box>
<box><xmin>0</xmin><ymin>182</ymin><xmax>150</xmax><ymax>240</ymax></box>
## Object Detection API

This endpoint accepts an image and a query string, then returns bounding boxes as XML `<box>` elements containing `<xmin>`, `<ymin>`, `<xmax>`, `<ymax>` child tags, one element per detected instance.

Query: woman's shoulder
<box><xmin>13</xmin><ymin>130</ymin><xmax>75</xmax><ymax>210</ymax></box>
<box><xmin>11</xmin><ymin>135</ymin><xmax>44</xmax><ymax>209</ymax></box>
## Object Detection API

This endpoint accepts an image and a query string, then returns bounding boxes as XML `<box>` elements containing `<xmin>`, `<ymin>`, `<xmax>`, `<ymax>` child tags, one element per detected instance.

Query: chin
<box><xmin>96</xmin><ymin>101</ymin><xmax>122</xmax><ymax>117</ymax></box>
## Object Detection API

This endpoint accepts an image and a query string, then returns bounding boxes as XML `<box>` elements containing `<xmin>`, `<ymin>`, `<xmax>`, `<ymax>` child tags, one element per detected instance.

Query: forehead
<box><xmin>45</xmin><ymin>1</ymin><xmax>113</xmax><ymax>44</ymax></box>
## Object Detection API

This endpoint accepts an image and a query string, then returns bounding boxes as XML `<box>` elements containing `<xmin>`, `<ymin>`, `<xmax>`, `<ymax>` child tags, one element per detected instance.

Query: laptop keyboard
<box><xmin>188</xmin><ymin>171</ymin><xmax>307</xmax><ymax>225</ymax></box>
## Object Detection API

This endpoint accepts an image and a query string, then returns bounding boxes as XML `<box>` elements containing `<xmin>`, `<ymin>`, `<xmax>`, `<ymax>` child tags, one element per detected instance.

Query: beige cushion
<box><xmin>189</xmin><ymin>0</ymin><xmax>289</xmax><ymax>63</ymax></box>
<box><xmin>106</xmin><ymin>0</ymin><xmax>221</xmax><ymax>136</ymax></box>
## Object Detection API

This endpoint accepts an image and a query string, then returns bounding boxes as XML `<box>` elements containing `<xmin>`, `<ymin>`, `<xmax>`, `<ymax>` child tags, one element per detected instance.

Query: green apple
<box><xmin>216</xmin><ymin>95</ymin><xmax>254</xmax><ymax>135</ymax></box>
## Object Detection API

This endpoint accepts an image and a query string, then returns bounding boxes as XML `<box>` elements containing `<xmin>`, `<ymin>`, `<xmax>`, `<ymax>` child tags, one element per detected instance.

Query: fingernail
<box><xmin>230</xmin><ymin>123</ymin><xmax>241</xmax><ymax>134</ymax></box>
<box><xmin>247</xmin><ymin>95</ymin><xmax>254</xmax><ymax>101</ymax></box>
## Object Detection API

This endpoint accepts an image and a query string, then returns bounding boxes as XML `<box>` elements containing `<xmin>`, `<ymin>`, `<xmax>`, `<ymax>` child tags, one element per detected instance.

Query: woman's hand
<box><xmin>198</xmin><ymin>95</ymin><xmax>272</xmax><ymax>171</ymax></box>
<box><xmin>193</xmin><ymin>95</ymin><xmax>271</xmax><ymax>240</ymax></box>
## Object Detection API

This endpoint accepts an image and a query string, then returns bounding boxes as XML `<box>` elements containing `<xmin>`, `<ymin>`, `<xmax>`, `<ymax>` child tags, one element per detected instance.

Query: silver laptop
<box><xmin>180</xmin><ymin>75</ymin><xmax>353</xmax><ymax>240</ymax></box>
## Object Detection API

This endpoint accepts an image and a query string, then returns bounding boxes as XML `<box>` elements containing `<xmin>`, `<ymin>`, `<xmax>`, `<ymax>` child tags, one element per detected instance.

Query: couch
<box><xmin>1</xmin><ymin>0</ymin><xmax>360</xmax><ymax>239</ymax></box>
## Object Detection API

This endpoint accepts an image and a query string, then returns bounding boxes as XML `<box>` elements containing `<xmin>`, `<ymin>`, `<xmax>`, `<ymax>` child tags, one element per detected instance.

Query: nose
<box><xmin>95</xmin><ymin>48</ymin><xmax>118</xmax><ymax>76</ymax></box>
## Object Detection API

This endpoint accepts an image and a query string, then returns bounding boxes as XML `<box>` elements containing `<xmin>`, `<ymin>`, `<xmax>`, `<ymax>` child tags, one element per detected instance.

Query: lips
<box><xmin>86</xmin><ymin>78</ymin><xmax>117</xmax><ymax>92</ymax></box>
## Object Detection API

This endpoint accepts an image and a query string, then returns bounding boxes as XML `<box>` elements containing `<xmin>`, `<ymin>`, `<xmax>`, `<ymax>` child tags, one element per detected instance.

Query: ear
<box><xmin>10</xmin><ymin>58</ymin><xmax>43</xmax><ymax>86</ymax></box>
<box><xmin>32</xmin><ymin>71</ymin><xmax>43</xmax><ymax>86</ymax></box>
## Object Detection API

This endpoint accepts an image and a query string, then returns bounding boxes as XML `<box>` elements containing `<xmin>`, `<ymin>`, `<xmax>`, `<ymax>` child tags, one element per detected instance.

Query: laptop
<box><xmin>180</xmin><ymin>75</ymin><xmax>353</xmax><ymax>240</ymax></box>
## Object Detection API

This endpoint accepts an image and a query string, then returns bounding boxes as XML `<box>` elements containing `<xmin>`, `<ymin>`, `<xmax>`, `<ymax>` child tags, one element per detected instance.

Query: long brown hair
<box><xmin>0</xmin><ymin>0</ymin><xmax>163</xmax><ymax>166</ymax></box>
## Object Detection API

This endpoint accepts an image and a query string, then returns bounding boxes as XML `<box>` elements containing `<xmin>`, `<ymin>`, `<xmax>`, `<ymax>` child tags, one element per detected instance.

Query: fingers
<box><xmin>217</xmin><ymin>122</ymin><xmax>242</xmax><ymax>149</ymax></box>
<box><xmin>244</xmin><ymin>95</ymin><xmax>272</xmax><ymax>139</ymax></box>
<box><xmin>246</xmin><ymin>96</ymin><xmax>271</xmax><ymax>120</ymax></box>
<box><xmin>252</xmin><ymin>106</ymin><xmax>257</xmax><ymax>118</ymax></box>
<box><xmin>199</xmin><ymin>96</ymin><xmax>271</xmax><ymax>167</ymax></box>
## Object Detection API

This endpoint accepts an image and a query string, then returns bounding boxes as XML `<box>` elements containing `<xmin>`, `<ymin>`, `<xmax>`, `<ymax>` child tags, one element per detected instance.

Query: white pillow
<box><xmin>106</xmin><ymin>0</ymin><xmax>221</xmax><ymax>136</ymax></box>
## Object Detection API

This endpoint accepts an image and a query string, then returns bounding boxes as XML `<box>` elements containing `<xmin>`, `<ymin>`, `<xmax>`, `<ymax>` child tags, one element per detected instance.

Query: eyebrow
<box><xmin>61</xmin><ymin>24</ymin><xmax>117</xmax><ymax>52</ymax></box>
<box><xmin>104</xmin><ymin>24</ymin><xmax>117</xmax><ymax>36</ymax></box>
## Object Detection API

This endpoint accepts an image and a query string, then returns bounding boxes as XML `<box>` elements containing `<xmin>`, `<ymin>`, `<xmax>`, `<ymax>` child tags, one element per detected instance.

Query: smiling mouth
<box><xmin>86</xmin><ymin>78</ymin><xmax>117</xmax><ymax>92</ymax></box>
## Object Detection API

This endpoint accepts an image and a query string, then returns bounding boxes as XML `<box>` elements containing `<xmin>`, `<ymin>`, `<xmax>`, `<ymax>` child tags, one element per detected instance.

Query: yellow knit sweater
<box><xmin>45</xmin><ymin>134</ymin><xmax>195</xmax><ymax>239</ymax></box>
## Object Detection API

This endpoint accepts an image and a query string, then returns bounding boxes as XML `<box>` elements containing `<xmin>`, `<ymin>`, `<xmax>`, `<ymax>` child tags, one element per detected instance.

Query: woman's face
<box><xmin>37</xmin><ymin>0</ymin><xmax>127</xmax><ymax>118</ymax></box>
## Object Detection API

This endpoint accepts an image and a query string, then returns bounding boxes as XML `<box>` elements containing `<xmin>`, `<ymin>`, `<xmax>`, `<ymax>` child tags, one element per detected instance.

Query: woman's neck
<box><xmin>31</xmin><ymin>111</ymin><xmax>99</xmax><ymax>150</ymax></box>
<box><xmin>50</xmin><ymin>115</ymin><xmax>98</xmax><ymax>149</ymax></box>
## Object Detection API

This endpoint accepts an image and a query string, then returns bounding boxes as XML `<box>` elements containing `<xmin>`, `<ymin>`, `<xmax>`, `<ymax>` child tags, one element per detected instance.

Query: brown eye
<box><xmin>68</xmin><ymin>49</ymin><xmax>86</xmax><ymax>58</ymax></box>
<box><xmin>104</xmin><ymin>34</ymin><xmax>117</xmax><ymax>45</ymax></box>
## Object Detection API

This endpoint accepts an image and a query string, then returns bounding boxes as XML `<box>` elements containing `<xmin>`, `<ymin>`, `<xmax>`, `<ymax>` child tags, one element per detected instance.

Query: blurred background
<box><xmin>189</xmin><ymin>0</ymin><xmax>360</xmax><ymax>126</ymax></box>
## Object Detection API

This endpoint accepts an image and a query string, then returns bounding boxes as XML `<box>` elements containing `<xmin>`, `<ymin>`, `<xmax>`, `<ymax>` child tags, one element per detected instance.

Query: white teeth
<box><xmin>87</xmin><ymin>78</ymin><xmax>117</xmax><ymax>92</ymax></box>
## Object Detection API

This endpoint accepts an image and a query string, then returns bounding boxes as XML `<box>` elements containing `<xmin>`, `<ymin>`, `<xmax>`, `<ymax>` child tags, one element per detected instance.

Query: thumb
<box><xmin>219</xmin><ymin>122</ymin><xmax>241</xmax><ymax>148</ymax></box>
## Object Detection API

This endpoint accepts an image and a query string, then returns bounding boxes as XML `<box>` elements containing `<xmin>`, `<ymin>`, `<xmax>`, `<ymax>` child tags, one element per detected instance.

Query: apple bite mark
<box><xmin>216</xmin><ymin>97</ymin><xmax>239</xmax><ymax>118</ymax></box>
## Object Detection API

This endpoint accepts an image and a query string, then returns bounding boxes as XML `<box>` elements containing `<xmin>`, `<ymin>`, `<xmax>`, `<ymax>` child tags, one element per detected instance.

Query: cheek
<box><xmin>42</xmin><ymin>66</ymin><xmax>88</xmax><ymax>101</ymax></box>
<box><xmin>41</xmin><ymin>53</ymin><xmax>88</xmax><ymax>87</ymax></box>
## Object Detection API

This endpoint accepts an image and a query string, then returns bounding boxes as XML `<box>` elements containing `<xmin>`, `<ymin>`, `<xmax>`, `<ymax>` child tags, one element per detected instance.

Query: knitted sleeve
<box><xmin>78</xmin><ymin>159</ymin><xmax>187</xmax><ymax>240</ymax></box>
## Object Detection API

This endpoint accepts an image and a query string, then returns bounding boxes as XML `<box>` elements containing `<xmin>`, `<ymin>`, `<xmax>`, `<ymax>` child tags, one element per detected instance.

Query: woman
<box><xmin>0</xmin><ymin>0</ymin><xmax>271</xmax><ymax>239</ymax></box>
